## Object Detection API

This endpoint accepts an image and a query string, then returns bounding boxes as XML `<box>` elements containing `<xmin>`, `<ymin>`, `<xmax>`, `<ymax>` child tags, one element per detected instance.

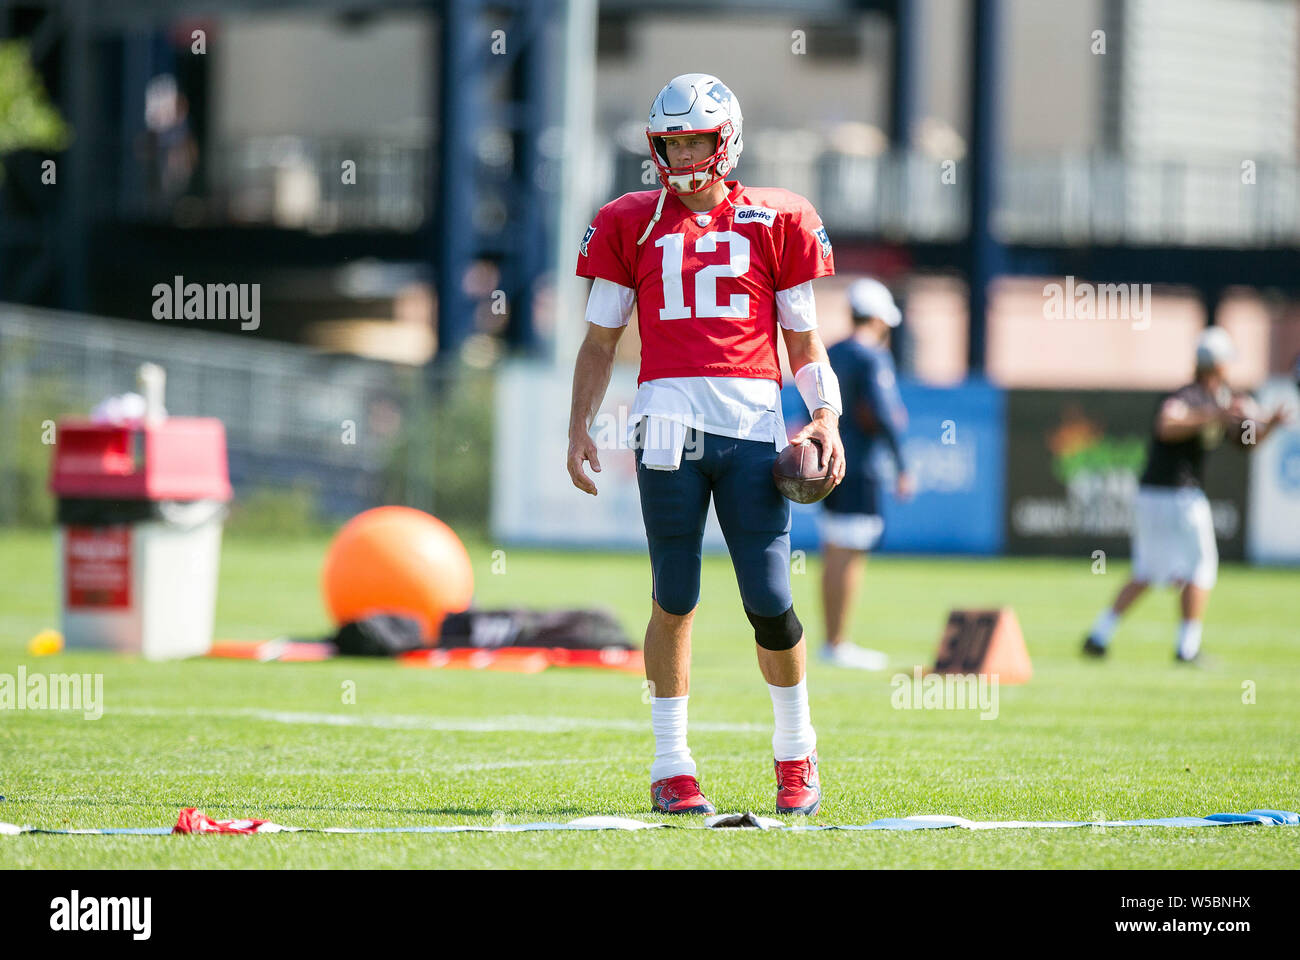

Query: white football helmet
<box><xmin>646</xmin><ymin>73</ymin><xmax>743</xmax><ymax>195</ymax></box>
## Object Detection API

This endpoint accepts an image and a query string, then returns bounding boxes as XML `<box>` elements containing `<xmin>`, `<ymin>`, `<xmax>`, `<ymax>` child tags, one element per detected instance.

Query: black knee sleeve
<box><xmin>746</xmin><ymin>604</ymin><xmax>803</xmax><ymax>651</ymax></box>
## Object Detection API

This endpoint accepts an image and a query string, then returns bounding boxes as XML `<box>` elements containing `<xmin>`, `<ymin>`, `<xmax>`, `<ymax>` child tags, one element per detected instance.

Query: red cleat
<box><xmin>775</xmin><ymin>750</ymin><xmax>821</xmax><ymax>815</ymax></box>
<box><xmin>650</xmin><ymin>774</ymin><xmax>716</xmax><ymax>815</ymax></box>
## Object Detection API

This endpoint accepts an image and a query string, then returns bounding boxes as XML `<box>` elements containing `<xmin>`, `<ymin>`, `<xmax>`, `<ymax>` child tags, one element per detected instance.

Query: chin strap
<box><xmin>636</xmin><ymin>187</ymin><xmax>668</xmax><ymax>246</ymax></box>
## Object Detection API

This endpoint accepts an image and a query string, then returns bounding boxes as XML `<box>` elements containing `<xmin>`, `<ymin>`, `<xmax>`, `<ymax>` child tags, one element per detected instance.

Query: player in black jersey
<box><xmin>1083</xmin><ymin>328</ymin><xmax>1291</xmax><ymax>662</ymax></box>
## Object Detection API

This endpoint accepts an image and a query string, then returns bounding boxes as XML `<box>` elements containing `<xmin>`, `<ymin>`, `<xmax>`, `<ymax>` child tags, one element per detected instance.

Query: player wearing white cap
<box><xmin>817</xmin><ymin>278</ymin><xmax>915</xmax><ymax>669</ymax></box>
<box><xmin>1083</xmin><ymin>327</ymin><xmax>1292</xmax><ymax>662</ymax></box>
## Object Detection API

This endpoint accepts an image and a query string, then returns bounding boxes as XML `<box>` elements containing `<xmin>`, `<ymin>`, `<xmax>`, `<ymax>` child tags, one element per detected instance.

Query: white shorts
<box><xmin>1131</xmin><ymin>485</ymin><xmax>1218</xmax><ymax>589</ymax></box>
<box><xmin>817</xmin><ymin>511</ymin><xmax>884</xmax><ymax>552</ymax></box>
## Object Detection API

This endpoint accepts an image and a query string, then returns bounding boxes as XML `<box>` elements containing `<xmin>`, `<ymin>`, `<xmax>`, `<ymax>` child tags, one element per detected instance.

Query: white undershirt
<box><xmin>584</xmin><ymin>278</ymin><xmax>818</xmax><ymax>450</ymax></box>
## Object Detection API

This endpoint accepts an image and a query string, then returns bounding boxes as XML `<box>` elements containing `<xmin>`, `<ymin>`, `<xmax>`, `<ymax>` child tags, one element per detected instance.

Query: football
<box><xmin>772</xmin><ymin>439</ymin><xmax>835</xmax><ymax>504</ymax></box>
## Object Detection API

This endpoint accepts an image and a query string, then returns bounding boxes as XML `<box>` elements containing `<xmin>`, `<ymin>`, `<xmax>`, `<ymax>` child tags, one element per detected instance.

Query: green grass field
<box><xmin>1</xmin><ymin>528</ymin><xmax>1296</xmax><ymax>868</ymax></box>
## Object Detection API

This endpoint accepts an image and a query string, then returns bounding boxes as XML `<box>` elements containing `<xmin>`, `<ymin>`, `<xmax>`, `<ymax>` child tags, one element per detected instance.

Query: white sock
<box><xmin>649</xmin><ymin>695</ymin><xmax>696</xmax><ymax>782</ymax></box>
<box><xmin>1090</xmin><ymin>609</ymin><xmax>1119</xmax><ymax>645</ymax></box>
<box><xmin>768</xmin><ymin>679</ymin><xmax>817</xmax><ymax>761</ymax></box>
<box><xmin>1177</xmin><ymin>620</ymin><xmax>1203</xmax><ymax>660</ymax></box>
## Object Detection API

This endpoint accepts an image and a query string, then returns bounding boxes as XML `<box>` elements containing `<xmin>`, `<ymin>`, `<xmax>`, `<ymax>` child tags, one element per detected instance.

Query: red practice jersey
<box><xmin>576</xmin><ymin>181</ymin><xmax>834</xmax><ymax>386</ymax></box>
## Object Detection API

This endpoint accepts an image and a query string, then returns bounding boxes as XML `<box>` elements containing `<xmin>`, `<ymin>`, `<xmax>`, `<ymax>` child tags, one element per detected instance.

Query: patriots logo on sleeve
<box><xmin>813</xmin><ymin>226</ymin><xmax>832</xmax><ymax>259</ymax></box>
<box><xmin>580</xmin><ymin>224</ymin><xmax>596</xmax><ymax>257</ymax></box>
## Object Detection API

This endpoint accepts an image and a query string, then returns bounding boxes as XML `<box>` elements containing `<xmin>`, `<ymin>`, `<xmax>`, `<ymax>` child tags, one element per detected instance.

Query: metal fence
<box><xmin>208</xmin><ymin>134</ymin><xmax>431</xmax><ymax>232</ymax></box>
<box><xmin>0</xmin><ymin>305</ymin><xmax>483</xmax><ymax>529</ymax></box>
<box><xmin>124</xmin><ymin>128</ymin><xmax>1300</xmax><ymax>248</ymax></box>
<box><xmin>998</xmin><ymin>153</ymin><xmax>1300</xmax><ymax>247</ymax></box>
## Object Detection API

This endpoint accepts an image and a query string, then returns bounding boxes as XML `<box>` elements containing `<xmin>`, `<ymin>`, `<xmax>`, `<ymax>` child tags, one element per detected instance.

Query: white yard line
<box><xmin>113</xmin><ymin>706</ymin><xmax>766</xmax><ymax>734</ymax></box>
<box><xmin>18</xmin><ymin>758</ymin><xmax>595</xmax><ymax>777</ymax></box>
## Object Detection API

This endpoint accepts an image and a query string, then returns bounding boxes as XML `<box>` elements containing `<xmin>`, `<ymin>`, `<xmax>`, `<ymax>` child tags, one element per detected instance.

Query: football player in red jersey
<box><xmin>567</xmin><ymin>74</ymin><xmax>845</xmax><ymax>816</ymax></box>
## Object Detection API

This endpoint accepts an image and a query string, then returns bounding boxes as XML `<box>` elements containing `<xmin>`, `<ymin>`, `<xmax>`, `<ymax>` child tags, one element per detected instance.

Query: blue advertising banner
<box><xmin>781</xmin><ymin>379</ymin><xmax>1005</xmax><ymax>555</ymax></box>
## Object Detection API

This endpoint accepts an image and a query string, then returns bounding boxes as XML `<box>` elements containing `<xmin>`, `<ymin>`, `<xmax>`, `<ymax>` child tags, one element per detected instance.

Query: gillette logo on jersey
<box><xmin>576</xmin><ymin>181</ymin><xmax>834</xmax><ymax>385</ymax></box>
<box><xmin>733</xmin><ymin>205</ymin><xmax>776</xmax><ymax>227</ymax></box>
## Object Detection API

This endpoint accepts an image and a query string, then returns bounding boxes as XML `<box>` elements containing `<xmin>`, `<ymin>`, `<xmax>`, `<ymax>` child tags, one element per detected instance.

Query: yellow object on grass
<box><xmin>27</xmin><ymin>629</ymin><xmax>64</xmax><ymax>656</ymax></box>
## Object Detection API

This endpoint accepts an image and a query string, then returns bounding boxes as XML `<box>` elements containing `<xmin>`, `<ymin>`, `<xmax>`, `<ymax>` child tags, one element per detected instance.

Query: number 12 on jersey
<box><xmin>656</xmin><ymin>231</ymin><xmax>751</xmax><ymax>321</ymax></box>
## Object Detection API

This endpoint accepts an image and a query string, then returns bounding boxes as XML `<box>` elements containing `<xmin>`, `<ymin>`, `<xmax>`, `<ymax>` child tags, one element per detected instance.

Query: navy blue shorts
<box><xmin>635</xmin><ymin>426</ymin><xmax>793</xmax><ymax>618</ymax></box>
<box><xmin>822</xmin><ymin>471</ymin><xmax>883</xmax><ymax>516</ymax></box>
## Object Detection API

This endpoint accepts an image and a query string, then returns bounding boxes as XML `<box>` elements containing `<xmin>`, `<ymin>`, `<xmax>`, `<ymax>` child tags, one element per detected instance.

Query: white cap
<box><xmin>1195</xmin><ymin>327</ymin><xmax>1235</xmax><ymax>370</ymax></box>
<box><xmin>847</xmin><ymin>278</ymin><xmax>901</xmax><ymax>327</ymax></box>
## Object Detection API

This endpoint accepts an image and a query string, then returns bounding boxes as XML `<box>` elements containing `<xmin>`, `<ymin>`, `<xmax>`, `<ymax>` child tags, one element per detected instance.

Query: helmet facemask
<box><xmin>647</xmin><ymin>122</ymin><xmax>734</xmax><ymax>195</ymax></box>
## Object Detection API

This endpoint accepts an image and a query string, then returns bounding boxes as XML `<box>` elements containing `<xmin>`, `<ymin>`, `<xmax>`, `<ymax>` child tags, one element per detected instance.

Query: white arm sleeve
<box><xmin>584</xmin><ymin>277</ymin><xmax>636</xmax><ymax>329</ymax></box>
<box><xmin>794</xmin><ymin>361</ymin><xmax>843</xmax><ymax>418</ymax></box>
<box><xmin>776</xmin><ymin>281</ymin><xmax>817</xmax><ymax>332</ymax></box>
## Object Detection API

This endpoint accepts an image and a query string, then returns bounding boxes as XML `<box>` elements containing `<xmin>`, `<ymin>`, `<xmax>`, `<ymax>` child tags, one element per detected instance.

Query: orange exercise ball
<box><xmin>322</xmin><ymin>506</ymin><xmax>473</xmax><ymax>641</ymax></box>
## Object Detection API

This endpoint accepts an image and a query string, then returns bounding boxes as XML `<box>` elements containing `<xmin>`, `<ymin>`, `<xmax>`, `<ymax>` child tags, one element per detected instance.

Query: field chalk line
<box><xmin>3</xmin><ymin>809</ymin><xmax>1297</xmax><ymax>836</ymax></box>
<box><xmin>112</xmin><ymin>706</ymin><xmax>767</xmax><ymax>734</ymax></box>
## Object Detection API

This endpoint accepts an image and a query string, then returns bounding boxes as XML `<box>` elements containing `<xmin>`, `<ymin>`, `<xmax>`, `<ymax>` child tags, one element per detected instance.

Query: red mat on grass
<box><xmin>207</xmin><ymin>640</ymin><xmax>642</xmax><ymax>673</ymax></box>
